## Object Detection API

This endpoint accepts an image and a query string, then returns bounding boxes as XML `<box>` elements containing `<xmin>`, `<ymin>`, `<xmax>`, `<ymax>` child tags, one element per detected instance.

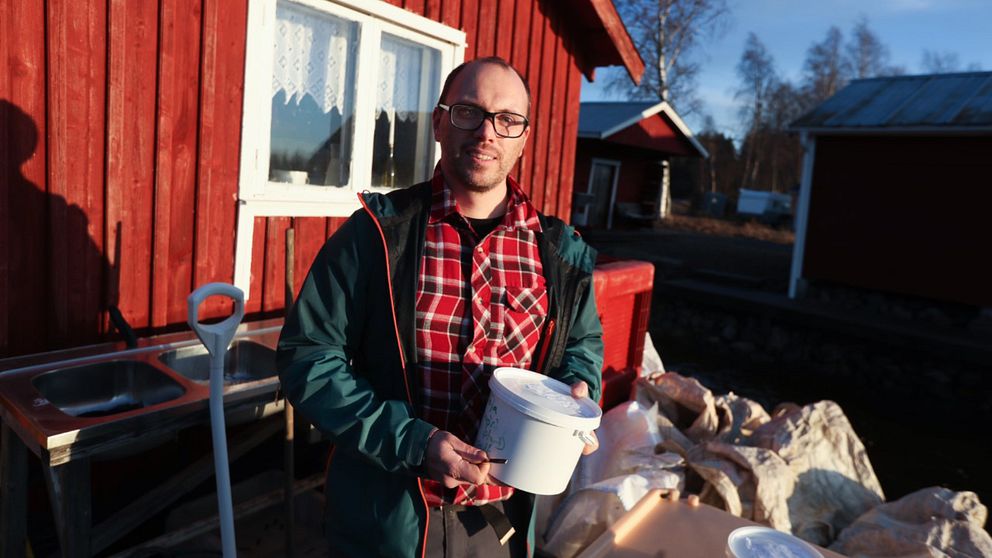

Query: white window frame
<box><xmin>234</xmin><ymin>0</ymin><xmax>465</xmax><ymax>296</ymax></box>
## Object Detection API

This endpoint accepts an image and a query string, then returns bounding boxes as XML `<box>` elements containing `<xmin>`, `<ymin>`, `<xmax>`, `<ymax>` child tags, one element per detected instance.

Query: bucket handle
<box><xmin>573</xmin><ymin>430</ymin><xmax>596</xmax><ymax>447</ymax></box>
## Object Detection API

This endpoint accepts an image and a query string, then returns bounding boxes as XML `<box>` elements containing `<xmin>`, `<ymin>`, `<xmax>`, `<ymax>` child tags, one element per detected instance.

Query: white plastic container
<box><xmin>475</xmin><ymin>367</ymin><xmax>602</xmax><ymax>495</ymax></box>
<box><xmin>726</xmin><ymin>526</ymin><xmax>823</xmax><ymax>558</ymax></box>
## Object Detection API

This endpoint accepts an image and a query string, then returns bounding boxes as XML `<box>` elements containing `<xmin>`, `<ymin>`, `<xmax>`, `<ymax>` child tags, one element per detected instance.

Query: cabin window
<box><xmin>234</xmin><ymin>0</ymin><xmax>465</xmax><ymax>294</ymax></box>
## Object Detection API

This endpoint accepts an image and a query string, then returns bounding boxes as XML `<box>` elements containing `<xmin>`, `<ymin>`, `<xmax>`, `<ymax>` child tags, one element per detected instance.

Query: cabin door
<box><xmin>585</xmin><ymin>159</ymin><xmax>620</xmax><ymax>229</ymax></box>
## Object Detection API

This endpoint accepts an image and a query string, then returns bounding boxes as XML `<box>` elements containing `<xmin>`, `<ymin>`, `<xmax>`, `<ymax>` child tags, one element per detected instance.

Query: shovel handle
<box><xmin>187</xmin><ymin>283</ymin><xmax>245</xmax><ymax>358</ymax></box>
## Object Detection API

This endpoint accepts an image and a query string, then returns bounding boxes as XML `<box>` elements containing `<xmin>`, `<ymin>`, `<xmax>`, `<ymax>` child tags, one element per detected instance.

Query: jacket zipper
<box><xmin>357</xmin><ymin>193</ymin><xmax>432</xmax><ymax>558</ymax></box>
<box><xmin>535</xmin><ymin>319</ymin><xmax>556</xmax><ymax>373</ymax></box>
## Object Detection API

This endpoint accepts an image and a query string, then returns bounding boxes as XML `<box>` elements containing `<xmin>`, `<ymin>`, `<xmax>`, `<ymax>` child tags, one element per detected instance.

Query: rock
<box><xmin>967</xmin><ymin>307</ymin><xmax>992</xmax><ymax>336</ymax></box>
<box><xmin>730</xmin><ymin>341</ymin><xmax>756</xmax><ymax>353</ymax></box>
<box><xmin>766</xmin><ymin>326</ymin><xmax>790</xmax><ymax>352</ymax></box>
<box><xmin>721</xmin><ymin>317</ymin><xmax>738</xmax><ymax>340</ymax></box>
<box><xmin>891</xmin><ymin>304</ymin><xmax>913</xmax><ymax>320</ymax></box>
<box><xmin>919</xmin><ymin>306</ymin><xmax>953</xmax><ymax>328</ymax></box>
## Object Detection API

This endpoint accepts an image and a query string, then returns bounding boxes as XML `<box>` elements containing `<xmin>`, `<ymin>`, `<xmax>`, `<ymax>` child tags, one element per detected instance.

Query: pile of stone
<box><xmin>539</xmin><ymin>372</ymin><xmax>992</xmax><ymax>557</ymax></box>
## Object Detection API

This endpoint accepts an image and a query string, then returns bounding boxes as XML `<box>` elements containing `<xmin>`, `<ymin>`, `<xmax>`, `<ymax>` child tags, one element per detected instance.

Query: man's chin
<box><xmin>455</xmin><ymin>170</ymin><xmax>504</xmax><ymax>193</ymax></box>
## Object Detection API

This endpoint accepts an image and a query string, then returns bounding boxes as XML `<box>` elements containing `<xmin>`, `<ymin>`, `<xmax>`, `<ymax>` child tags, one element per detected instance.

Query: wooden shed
<box><xmin>789</xmin><ymin>72</ymin><xmax>992</xmax><ymax>308</ymax></box>
<box><xmin>0</xmin><ymin>0</ymin><xmax>644</xmax><ymax>358</ymax></box>
<box><xmin>571</xmin><ymin>101</ymin><xmax>707</xmax><ymax>229</ymax></box>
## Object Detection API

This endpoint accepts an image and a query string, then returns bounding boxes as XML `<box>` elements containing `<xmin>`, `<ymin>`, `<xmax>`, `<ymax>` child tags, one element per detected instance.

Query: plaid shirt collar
<box><xmin>427</xmin><ymin>168</ymin><xmax>543</xmax><ymax>233</ymax></box>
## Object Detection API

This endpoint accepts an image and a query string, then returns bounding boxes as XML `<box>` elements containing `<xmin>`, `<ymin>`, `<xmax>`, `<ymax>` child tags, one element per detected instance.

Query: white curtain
<box><xmin>376</xmin><ymin>36</ymin><xmax>426</xmax><ymax>122</ymax></box>
<box><xmin>272</xmin><ymin>2</ymin><xmax>352</xmax><ymax>113</ymax></box>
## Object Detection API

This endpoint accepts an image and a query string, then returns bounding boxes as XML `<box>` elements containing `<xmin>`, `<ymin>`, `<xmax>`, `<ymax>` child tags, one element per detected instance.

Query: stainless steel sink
<box><xmin>157</xmin><ymin>340</ymin><xmax>277</xmax><ymax>383</ymax></box>
<box><xmin>31</xmin><ymin>360</ymin><xmax>187</xmax><ymax>418</ymax></box>
<box><xmin>0</xmin><ymin>320</ymin><xmax>283</xmax><ymax>465</ymax></box>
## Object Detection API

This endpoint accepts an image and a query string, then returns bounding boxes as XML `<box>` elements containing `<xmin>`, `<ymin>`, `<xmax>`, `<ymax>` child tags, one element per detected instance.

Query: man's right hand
<box><xmin>425</xmin><ymin>429</ymin><xmax>492</xmax><ymax>488</ymax></box>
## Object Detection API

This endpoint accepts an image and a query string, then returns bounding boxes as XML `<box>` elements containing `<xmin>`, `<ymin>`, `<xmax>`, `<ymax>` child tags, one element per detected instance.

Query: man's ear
<box><xmin>517</xmin><ymin>125</ymin><xmax>532</xmax><ymax>157</ymax></box>
<box><xmin>432</xmin><ymin>107</ymin><xmax>443</xmax><ymax>140</ymax></box>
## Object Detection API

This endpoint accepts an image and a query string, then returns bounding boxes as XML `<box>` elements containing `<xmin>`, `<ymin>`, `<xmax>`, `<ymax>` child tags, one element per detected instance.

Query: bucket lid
<box><xmin>726</xmin><ymin>527</ymin><xmax>823</xmax><ymax>558</ymax></box>
<box><xmin>489</xmin><ymin>368</ymin><xmax>602</xmax><ymax>430</ymax></box>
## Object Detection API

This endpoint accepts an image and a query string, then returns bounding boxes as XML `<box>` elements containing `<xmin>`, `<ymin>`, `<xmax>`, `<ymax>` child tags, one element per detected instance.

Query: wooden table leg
<box><xmin>1</xmin><ymin>423</ymin><xmax>28</xmax><ymax>558</ymax></box>
<box><xmin>45</xmin><ymin>457</ymin><xmax>92</xmax><ymax>558</ymax></box>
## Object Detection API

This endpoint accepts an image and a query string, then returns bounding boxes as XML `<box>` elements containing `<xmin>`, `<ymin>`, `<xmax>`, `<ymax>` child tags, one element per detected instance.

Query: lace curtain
<box><xmin>377</xmin><ymin>36</ymin><xmax>427</xmax><ymax>122</ymax></box>
<box><xmin>273</xmin><ymin>3</ymin><xmax>434</xmax><ymax>124</ymax></box>
<box><xmin>272</xmin><ymin>2</ymin><xmax>353</xmax><ymax>113</ymax></box>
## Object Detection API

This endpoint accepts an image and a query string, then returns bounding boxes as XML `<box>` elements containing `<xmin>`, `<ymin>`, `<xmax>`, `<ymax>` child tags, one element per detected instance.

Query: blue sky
<box><xmin>582</xmin><ymin>0</ymin><xmax>992</xmax><ymax>139</ymax></box>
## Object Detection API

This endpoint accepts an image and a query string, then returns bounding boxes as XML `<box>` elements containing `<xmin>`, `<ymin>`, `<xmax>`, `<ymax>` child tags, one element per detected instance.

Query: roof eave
<box><xmin>572</xmin><ymin>0</ymin><xmax>645</xmax><ymax>86</ymax></box>
<box><xmin>597</xmin><ymin>101</ymin><xmax>709</xmax><ymax>158</ymax></box>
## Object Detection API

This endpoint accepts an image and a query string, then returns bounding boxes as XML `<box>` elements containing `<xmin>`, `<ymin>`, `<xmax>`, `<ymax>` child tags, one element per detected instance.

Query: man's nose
<box><xmin>474</xmin><ymin>117</ymin><xmax>500</xmax><ymax>140</ymax></box>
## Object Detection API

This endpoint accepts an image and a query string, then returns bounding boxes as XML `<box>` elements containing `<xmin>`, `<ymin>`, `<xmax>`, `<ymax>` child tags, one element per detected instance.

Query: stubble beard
<box><xmin>453</xmin><ymin>156</ymin><xmax>509</xmax><ymax>194</ymax></box>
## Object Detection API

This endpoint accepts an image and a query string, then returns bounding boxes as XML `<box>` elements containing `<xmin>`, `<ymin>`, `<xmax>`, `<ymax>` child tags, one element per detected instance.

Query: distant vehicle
<box><xmin>737</xmin><ymin>188</ymin><xmax>792</xmax><ymax>226</ymax></box>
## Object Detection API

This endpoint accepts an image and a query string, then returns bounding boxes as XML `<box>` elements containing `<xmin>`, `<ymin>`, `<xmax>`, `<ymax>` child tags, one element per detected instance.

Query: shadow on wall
<box><xmin>1</xmin><ymin>99</ymin><xmax>120</xmax><ymax>358</ymax></box>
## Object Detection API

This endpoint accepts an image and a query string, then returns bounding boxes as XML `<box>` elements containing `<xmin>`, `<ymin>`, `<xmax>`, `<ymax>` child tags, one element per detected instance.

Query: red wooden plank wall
<box><xmin>1</xmin><ymin>0</ymin><xmax>248</xmax><ymax>357</ymax></box>
<box><xmin>1</xmin><ymin>0</ymin><xmax>587</xmax><ymax>357</ymax></box>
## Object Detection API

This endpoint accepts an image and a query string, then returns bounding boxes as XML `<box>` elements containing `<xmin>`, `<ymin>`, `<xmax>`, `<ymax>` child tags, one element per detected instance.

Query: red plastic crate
<box><xmin>592</xmin><ymin>260</ymin><xmax>654</xmax><ymax>410</ymax></box>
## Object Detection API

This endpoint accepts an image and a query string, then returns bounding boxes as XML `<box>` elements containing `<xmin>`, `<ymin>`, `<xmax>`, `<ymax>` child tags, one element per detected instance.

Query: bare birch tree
<box><xmin>921</xmin><ymin>50</ymin><xmax>962</xmax><ymax>73</ymax></box>
<box><xmin>607</xmin><ymin>0</ymin><xmax>730</xmax><ymax>115</ymax></box>
<box><xmin>735</xmin><ymin>32</ymin><xmax>776</xmax><ymax>189</ymax></box>
<box><xmin>846</xmin><ymin>16</ymin><xmax>893</xmax><ymax>78</ymax></box>
<box><xmin>803</xmin><ymin>26</ymin><xmax>850</xmax><ymax>105</ymax></box>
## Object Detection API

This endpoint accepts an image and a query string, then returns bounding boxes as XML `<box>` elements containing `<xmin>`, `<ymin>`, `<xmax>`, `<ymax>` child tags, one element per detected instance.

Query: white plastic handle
<box><xmin>574</xmin><ymin>430</ymin><xmax>597</xmax><ymax>447</ymax></box>
<box><xmin>187</xmin><ymin>282</ymin><xmax>246</xmax><ymax>359</ymax></box>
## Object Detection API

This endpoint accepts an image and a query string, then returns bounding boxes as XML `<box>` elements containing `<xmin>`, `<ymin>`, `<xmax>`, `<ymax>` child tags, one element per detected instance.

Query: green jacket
<box><xmin>278</xmin><ymin>181</ymin><xmax>604</xmax><ymax>557</ymax></box>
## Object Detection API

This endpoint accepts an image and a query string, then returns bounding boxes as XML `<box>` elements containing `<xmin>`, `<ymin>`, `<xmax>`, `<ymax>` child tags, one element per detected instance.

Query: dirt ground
<box><xmin>583</xmin><ymin>214</ymin><xmax>795</xmax><ymax>292</ymax></box>
<box><xmin>653</xmin><ymin>213</ymin><xmax>795</xmax><ymax>245</ymax></box>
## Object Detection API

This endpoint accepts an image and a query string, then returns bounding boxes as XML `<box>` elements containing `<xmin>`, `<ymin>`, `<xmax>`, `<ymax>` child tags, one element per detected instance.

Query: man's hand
<box><xmin>570</xmin><ymin>381</ymin><xmax>600</xmax><ymax>455</ymax></box>
<box><xmin>425</xmin><ymin>430</ymin><xmax>493</xmax><ymax>488</ymax></box>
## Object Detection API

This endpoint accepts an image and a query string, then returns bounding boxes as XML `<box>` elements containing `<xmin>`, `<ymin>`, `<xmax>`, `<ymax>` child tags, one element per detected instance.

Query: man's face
<box><xmin>433</xmin><ymin>63</ymin><xmax>531</xmax><ymax>194</ymax></box>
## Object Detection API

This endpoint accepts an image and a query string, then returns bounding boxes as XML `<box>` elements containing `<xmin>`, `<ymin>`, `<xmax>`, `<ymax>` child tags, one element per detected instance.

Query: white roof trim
<box><xmin>598</xmin><ymin>101</ymin><xmax>709</xmax><ymax>158</ymax></box>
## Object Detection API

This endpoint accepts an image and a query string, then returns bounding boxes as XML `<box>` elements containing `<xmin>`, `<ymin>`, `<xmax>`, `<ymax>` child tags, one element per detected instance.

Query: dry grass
<box><xmin>657</xmin><ymin>213</ymin><xmax>795</xmax><ymax>245</ymax></box>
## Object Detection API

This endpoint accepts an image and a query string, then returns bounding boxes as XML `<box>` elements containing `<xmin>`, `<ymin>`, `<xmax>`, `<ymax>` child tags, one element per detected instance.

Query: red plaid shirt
<box><xmin>417</xmin><ymin>171</ymin><xmax>549</xmax><ymax>507</ymax></box>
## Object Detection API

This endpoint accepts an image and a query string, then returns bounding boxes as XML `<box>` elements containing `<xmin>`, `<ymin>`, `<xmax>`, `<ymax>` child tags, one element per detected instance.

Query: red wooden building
<box><xmin>789</xmin><ymin>72</ymin><xmax>992</xmax><ymax>307</ymax></box>
<box><xmin>572</xmin><ymin>101</ymin><xmax>707</xmax><ymax>229</ymax></box>
<box><xmin>0</xmin><ymin>0</ymin><xmax>644</xmax><ymax>358</ymax></box>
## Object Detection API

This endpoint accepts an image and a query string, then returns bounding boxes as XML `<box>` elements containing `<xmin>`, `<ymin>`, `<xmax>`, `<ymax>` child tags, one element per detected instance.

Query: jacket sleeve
<box><xmin>555</xmin><ymin>274</ymin><xmax>604</xmax><ymax>403</ymax></box>
<box><xmin>277</xmin><ymin>213</ymin><xmax>434</xmax><ymax>475</ymax></box>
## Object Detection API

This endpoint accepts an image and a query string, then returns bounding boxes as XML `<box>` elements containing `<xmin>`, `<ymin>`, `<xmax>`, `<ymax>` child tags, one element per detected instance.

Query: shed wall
<box><xmin>574</xmin><ymin>138</ymin><xmax>664</xmax><ymax>225</ymax></box>
<box><xmin>803</xmin><ymin>135</ymin><xmax>992</xmax><ymax>307</ymax></box>
<box><xmin>1</xmin><ymin>0</ymin><xmax>585</xmax><ymax>357</ymax></box>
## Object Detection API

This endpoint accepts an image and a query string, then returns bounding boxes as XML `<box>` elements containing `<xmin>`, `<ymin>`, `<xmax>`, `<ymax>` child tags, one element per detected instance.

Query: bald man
<box><xmin>279</xmin><ymin>57</ymin><xmax>604</xmax><ymax>558</ymax></box>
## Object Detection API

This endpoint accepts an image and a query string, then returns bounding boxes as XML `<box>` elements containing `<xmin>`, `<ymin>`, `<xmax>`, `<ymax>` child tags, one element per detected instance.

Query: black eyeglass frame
<box><xmin>436</xmin><ymin>103</ymin><xmax>530</xmax><ymax>138</ymax></box>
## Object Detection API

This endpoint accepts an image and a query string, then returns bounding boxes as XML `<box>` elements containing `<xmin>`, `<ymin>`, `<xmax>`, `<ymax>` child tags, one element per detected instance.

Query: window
<box><xmin>234</xmin><ymin>0</ymin><xmax>465</xmax><ymax>294</ymax></box>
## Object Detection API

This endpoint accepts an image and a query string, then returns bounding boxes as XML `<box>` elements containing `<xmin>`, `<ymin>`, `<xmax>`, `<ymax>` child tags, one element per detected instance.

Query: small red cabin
<box><xmin>572</xmin><ymin>101</ymin><xmax>708</xmax><ymax>229</ymax></box>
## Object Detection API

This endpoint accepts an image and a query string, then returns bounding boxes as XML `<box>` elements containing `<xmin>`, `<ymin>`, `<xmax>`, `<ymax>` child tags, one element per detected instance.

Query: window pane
<box><xmin>371</xmin><ymin>33</ymin><xmax>440</xmax><ymax>188</ymax></box>
<box><xmin>270</xmin><ymin>2</ymin><xmax>357</xmax><ymax>187</ymax></box>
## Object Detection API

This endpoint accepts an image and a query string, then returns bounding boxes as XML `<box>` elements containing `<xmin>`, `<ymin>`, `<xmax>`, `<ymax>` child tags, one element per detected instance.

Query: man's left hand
<box><xmin>570</xmin><ymin>381</ymin><xmax>599</xmax><ymax>455</ymax></box>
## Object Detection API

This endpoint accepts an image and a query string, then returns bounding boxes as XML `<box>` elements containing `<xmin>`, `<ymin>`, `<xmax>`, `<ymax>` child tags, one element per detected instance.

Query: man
<box><xmin>278</xmin><ymin>56</ymin><xmax>604</xmax><ymax>558</ymax></box>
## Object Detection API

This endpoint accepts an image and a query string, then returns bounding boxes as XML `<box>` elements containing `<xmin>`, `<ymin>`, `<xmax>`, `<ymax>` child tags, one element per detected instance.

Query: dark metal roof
<box><xmin>791</xmin><ymin>71</ymin><xmax>992</xmax><ymax>132</ymax></box>
<box><xmin>578</xmin><ymin>102</ymin><xmax>658</xmax><ymax>136</ymax></box>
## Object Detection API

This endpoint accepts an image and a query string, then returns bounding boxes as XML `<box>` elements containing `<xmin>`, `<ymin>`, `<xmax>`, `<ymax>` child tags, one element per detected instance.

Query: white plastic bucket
<box><xmin>475</xmin><ymin>367</ymin><xmax>602</xmax><ymax>495</ymax></box>
<box><xmin>726</xmin><ymin>526</ymin><xmax>823</xmax><ymax>558</ymax></box>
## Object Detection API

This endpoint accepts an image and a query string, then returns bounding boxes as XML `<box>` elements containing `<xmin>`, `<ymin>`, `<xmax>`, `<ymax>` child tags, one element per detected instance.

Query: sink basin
<box><xmin>158</xmin><ymin>340</ymin><xmax>277</xmax><ymax>383</ymax></box>
<box><xmin>32</xmin><ymin>360</ymin><xmax>187</xmax><ymax>418</ymax></box>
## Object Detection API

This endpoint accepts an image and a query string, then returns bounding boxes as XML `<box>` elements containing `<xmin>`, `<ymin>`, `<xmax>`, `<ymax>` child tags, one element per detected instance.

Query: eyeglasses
<box><xmin>437</xmin><ymin>103</ymin><xmax>529</xmax><ymax>138</ymax></box>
